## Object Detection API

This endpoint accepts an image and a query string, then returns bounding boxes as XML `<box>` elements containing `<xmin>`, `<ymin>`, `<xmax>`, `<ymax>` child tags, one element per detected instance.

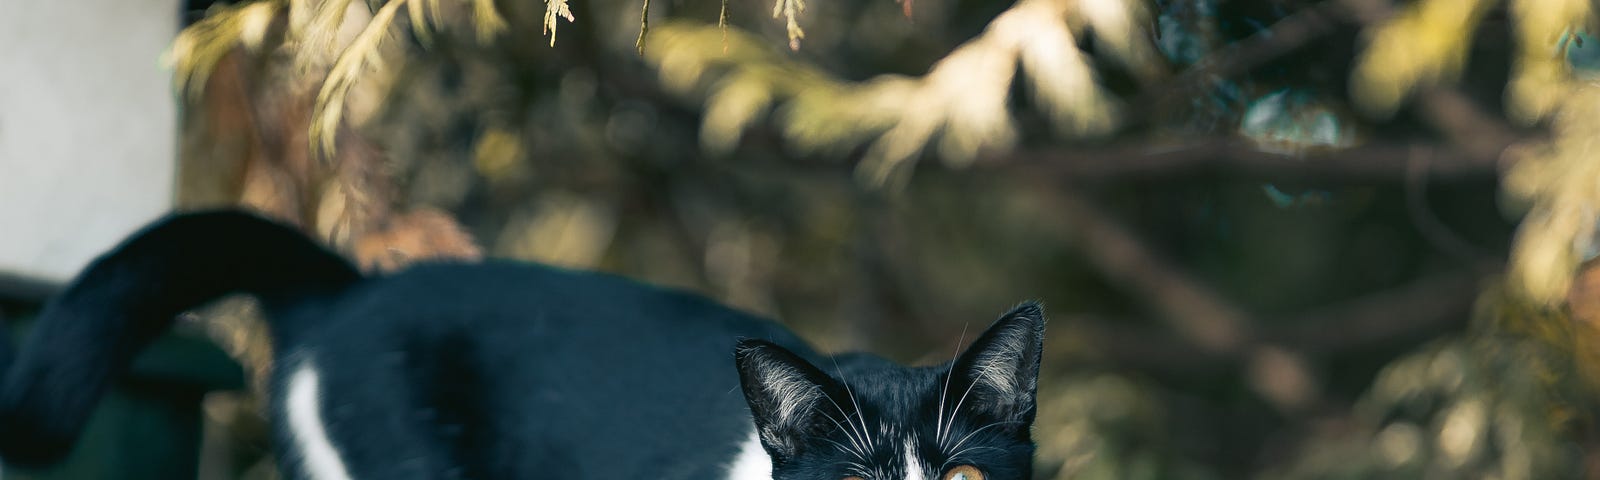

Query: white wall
<box><xmin>0</xmin><ymin>0</ymin><xmax>180</xmax><ymax>285</ymax></box>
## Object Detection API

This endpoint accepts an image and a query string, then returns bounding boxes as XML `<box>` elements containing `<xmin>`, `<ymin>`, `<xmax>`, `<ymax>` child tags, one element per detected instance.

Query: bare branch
<box><xmin>1413</xmin><ymin>88</ymin><xmax>1522</xmax><ymax>161</ymax></box>
<box><xmin>1271</xmin><ymin>270</ymin><xmax>1485</xmax><ymax>354</ymax></box>
<box><xmin>975</xmin><ymin>140</ymin><xmax>1502</xmax><ymax>183</ymax></box>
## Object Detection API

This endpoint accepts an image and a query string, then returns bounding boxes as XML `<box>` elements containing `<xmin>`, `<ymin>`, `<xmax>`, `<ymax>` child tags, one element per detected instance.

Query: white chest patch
<box><xmin>724</xmin><ymin>431</ymin><xmax>773</xmax><ymax>480</ymax></box>
<box><xmin>286</xmin><ymin>361</ymin><xmax>354</xmax><ymax>480</ymax></box>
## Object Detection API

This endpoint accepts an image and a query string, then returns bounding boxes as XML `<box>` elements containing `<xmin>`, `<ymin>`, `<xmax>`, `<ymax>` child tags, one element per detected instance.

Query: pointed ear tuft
<box><xmin>949</xmin><ymin>302</ymin><xmax>1047</xmax><ymax>425</ymax></box>
<box><xmin>734</xmin><ymin>339</ymin><xmax>836</xmax><ymax>461</ymax></box>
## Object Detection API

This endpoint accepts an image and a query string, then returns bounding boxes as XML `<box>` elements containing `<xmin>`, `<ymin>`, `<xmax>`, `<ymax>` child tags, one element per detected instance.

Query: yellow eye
<box><xmin>843</xmin><ymin>477</ymin><xmax>864</xmax><ymax>480</ymax></box>
<box><xmin>944</xmin><ymin>465</ymin><xmax>984</xmax><ymax>480</ymax></box>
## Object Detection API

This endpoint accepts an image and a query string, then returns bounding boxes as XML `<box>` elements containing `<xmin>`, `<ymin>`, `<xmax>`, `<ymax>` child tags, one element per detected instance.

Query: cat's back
<box><xmin>279</xmin><ymin>259</ymin><xmax>802</xmax><ymax>478</ymax></box>
<box><xmin>365</xmin><ymin>260</ymin><xmax>797</xmax><ymax>341</ymax></box>
<box><xmin>308</xmin><ymin>259</ymin><xmax>817</xmax><ymax>373</ymax></box>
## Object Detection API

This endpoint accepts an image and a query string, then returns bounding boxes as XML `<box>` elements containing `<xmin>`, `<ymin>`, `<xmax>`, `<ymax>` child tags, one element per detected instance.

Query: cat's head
<box><xmin>735</xmin><ymin>302</ymin><xmax>1045</xmax><ymax>480</ymax></box>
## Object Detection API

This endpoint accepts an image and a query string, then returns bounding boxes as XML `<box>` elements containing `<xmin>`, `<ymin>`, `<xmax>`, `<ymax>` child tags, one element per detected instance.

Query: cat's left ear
<box><xmin>734</xmin><ymin>339</ymin><xmax>840</xmax><ymax>462</ymax></box>
<box><xmin>948</xmin><ymin>302</ymin><xmax>1047</xmax><ymax>427</ymax></box>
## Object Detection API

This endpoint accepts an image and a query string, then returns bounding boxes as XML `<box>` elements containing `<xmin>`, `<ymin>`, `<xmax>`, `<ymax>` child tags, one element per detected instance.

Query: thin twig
<box><xmin>635</xmin><ymin>0</ymin><xmax>651</xmax><ymax>55</ymax></box>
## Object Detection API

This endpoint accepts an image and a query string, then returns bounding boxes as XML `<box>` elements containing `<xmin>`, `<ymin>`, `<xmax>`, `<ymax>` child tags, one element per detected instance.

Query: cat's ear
<box><xmin>735</xmin><ymin>339</ymin><xmax>838</xmax><ymax>461</ymax></box>
<box><xmin>948</xmin><ymin>302</ymin><xmax>1047</xmax><ymax>428</ymax></box>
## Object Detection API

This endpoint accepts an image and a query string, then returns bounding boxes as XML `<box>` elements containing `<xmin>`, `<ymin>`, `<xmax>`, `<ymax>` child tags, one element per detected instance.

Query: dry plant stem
<box><xmin>636</xmin><ymin>0</ymin><xmax>651</xmax><ymax>55</ymax></box>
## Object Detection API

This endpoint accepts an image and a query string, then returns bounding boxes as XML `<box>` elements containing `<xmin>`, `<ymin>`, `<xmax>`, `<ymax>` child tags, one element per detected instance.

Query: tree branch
<box><xmin>977</xmin><ymin>140</ymin><xmax>1502</xmax><ymax>183</ymax></box>
<box><xmin>1037</xmin><ymin>186</ymin><xmax>1486</xmax><ymax>413</ymax></box>
<box><xmin>1270</xmin><ymin>270</ymin><xmax>1485</xmax><ymax>354</ymax></box>
<box><xmin>1060</xmin><ymin>269</ymin><xmax>1484</xmax><ymax>370</ymax></box>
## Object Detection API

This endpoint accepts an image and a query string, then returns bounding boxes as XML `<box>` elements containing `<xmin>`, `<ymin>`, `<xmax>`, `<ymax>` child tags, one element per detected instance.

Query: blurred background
<box><xmin>3</xmin><ymin>0</ymin><xmax>1600</xmax><ymax>478</ymax></box>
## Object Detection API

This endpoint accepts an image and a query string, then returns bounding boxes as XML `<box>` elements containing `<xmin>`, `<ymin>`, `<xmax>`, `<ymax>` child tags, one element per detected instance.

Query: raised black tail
<box><xmin>0</xmin><ymin>210</ymin><xmax>360</xmax><ymax>466</ymax></box>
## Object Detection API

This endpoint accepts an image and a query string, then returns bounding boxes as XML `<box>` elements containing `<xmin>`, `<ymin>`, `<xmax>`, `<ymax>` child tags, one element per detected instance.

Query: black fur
<box><xmin>0</xmin><ymin>210</ymin><xmax>1046</xmax><ymax>479</ymax></box>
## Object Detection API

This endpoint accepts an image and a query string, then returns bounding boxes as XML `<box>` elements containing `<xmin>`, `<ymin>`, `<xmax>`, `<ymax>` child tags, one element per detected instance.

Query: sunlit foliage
<box><xmin>1349</xmin><ymin>0</ymin><xmax>1598</xmax><ymax>306</ymax></box>
<box><xmin>1505</xmin><ymin>86</ymin><xmax>1600</xmax><ymax>305</ymax></box>
<box><xmin>1350</xmin><ymin>0</ymin><xmax>1494</xmax><ymax>116</ymax></box>
<box><xmin>649</xmin><ymin>0</ymin><xmax>1158</xmax><ymax>186</ymax></box>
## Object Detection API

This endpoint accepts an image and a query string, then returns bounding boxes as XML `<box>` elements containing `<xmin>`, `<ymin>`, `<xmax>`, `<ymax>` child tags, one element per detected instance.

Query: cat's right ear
<box><xmin>734</xmin><ymin>339</ymin><xmax>837</xmax><ymax>462</ymax></box>
<box><xmin>946</xmin><ymin>302</ymin><xmax>1046</xmax><ymax>430</ymax></box>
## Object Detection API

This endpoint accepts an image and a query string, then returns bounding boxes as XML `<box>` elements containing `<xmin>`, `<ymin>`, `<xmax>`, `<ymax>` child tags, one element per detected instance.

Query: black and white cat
<box><xmin>0</xmin><ymin>210</ymin><xmax>1045</xmax><ymax>480</ymax></box>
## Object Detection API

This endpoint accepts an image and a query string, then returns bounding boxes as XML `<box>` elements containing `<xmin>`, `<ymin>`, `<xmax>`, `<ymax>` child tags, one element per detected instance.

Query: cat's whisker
<box><xmin>844</xmin><ymin>381</ymin><xmax>874</xmax><ymax>450</ymax></box>
<box><xmin>823</xmin><ymin>357</ymin><xmax>871</xmax><ymax>454</ymax></box>
<box><xmin>941</xmin><ymin>367</ymin><xmax>992</xmax><ymax>450</ymax></box>
<box><xmin>950</xmin><ymin>445</ymin><xmax>1008</xmax><ymax>459</ymax></box>
<box><xmin>822</xmin><ymin>411</ymin><xmax>867</xmax><ymax>454</ymax></box>
<box><xmin>818</xmin><ymin>395</ymin><xmax>868</xmax><ymax>454</ymax></box>
<box><xmin>936</xmin><ymin>323</ymin><xmax>971</xmax><ymax>445</ymax></box>
<box><xmin>830</xmin><ymin>356</ymin><xmax>877</xmax><ymax>450</ymax></box>
<box><xmin>944</xmin><ymin>420</ymin><xmax>1024</xmax><ymax>456</ymax></box>
<box><xmin>940</xmin><ymin>445</ymin><xmax>1009</xmax><ymax>470</ymax></box>
<box><xmin>820</xmin><ymin>437</ymin><xmax>868</xmax><ymax>462</ymax></box>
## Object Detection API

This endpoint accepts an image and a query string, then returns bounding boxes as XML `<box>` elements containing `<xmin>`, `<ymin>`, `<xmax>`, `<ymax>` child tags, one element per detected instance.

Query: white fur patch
<box><xmin>973</xmin><ymin>333</ymin><xmax>1025</xmax><ymax>398</ymax></box>
<box><xmin>724</xmin><ymin>431</ymin><xmax>774</xmax><ymax>480</ymax></box>
<box><xmin>762</xmin><ymin>367</ymin><xmax>821</xmax><ymax>429</ymax></box>
<box><xmin>903</xmin><ymin>437</ymin><xmax>928</xmax><ymax>480</ymax></box>
<box><xmin>287</xmin><ymin>362</ymin><xmax>354</xmax><ymax>480</ymax></box>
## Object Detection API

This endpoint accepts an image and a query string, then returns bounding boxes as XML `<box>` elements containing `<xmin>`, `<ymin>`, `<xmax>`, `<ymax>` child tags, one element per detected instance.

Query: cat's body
<box><xmin>0</xmin><ymin>211</ymin><xmax>1044</xmax><ymax>480</ymax></box>
<box><xmin>268</xmin><ymin>261</ymin><xmax>805</xmax><ymax>479</ymax></box>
